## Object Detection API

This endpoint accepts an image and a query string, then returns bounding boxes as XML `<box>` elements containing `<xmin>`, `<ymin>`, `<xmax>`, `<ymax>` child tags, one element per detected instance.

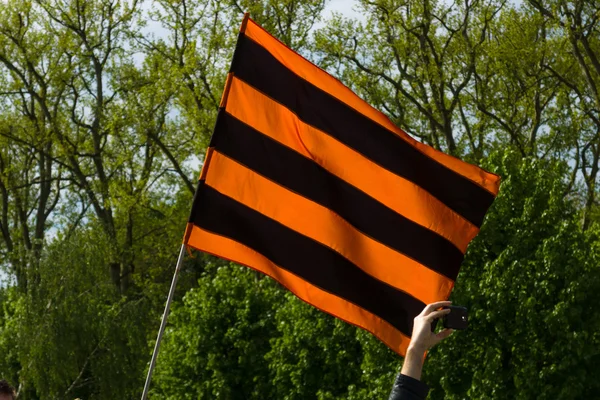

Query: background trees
<box><xmin>0</xmin><ymin>0</ymin><xmax>599</xmax><ymax>399</ymax></box>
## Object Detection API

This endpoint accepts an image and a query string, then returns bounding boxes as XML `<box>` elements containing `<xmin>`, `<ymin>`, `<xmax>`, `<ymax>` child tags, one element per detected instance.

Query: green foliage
<box><xmin>231</xmin><ymin>0</ymin><xmax>327</xmax><ymax>50</ymax></box>
<box><xmin>0</xmin><ymin>229</ymin><xmax>151</xmax><ymax>399</ymax></box>
<box><xmin>152</xmin><ymin>266</ymin><xmax>397</xmax><ymax>400</ymax></box>
<box><xmin>152</xmin><ymin>150</ymin><xmax>600</xmax><ymax>400</ymax></box>
<box><xmin>424</xmin><ymin>151</ymin><xmax>600</xmax><ymax>399</ymax></box>
<box><xmin>266</xmin><ymin>293</ymin><xmax>363</xmax><ymax>400</ymax></box>
<box><xmin>1</xmin><ymin>0</ymin><xmax>600</xmax><ymax>399</ymax></box>
<box><xmin>0</xmin><ymin>287</ymin><xmax>21</xmax><ymax>393</ymax></box>
<box><xmin>152</xmin><ymin>264</ymin><xmax>285</xmax><ymax>400</ymax></box>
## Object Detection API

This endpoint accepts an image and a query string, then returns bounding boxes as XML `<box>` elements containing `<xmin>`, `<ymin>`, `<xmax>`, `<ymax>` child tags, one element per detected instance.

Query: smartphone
<box><xmin>442</xmin><ymin>305</ymin><xmax>468</xmax><ymax>329</ymax></box>
<box><xmin>431</xmin><ymin>306</ymin><xmax>469</xmax><ymax>331</ymax></box>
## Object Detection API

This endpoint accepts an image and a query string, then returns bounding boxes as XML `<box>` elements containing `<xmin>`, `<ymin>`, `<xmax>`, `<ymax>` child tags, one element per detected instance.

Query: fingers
<box><xmin>426</xmin><ymin>308</ymin><xmax>451</xmax><ymax>321</ymax></box>
<box><xmin>421</xmin><ymin>301</ymin><xmax>452</xmax><ymax>316</ymax></box>
<box><xmin>420</xmin><ymin>301</ymin><xmax>452</xmax><ymax>316</ymax></box>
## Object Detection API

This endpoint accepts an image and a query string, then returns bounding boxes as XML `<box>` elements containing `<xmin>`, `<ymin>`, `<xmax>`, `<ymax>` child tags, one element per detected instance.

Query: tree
<box><xmin>135</xmin><ymin>0</ymin><xmax>329</xmax><ymax>194</ymax></box>
<box><xmin>471</xmin><ymin>7</ymin><xmax>560</xmax><ymax>158</ymax></box>
<box><xmin>266</xmin><ymin>293</ymin><xmax>364</xmax><ymax>400</ymax></box>
<box><xmin>152</xmin><ymin>264</ymin><xmax>284</xmax><ymax>400</ymax></box>
<box><xmin>527</xmin><ymin>0</ymin><xmax>600</xmax><ymax>229</ymax></box>
<box><xmin>1</xmin><ymin>228</ymin><xmax>150</xmax><ymax>399</ymax></box>
<box><xmin>2</xmin><ymin>1</ymin><xmax>600</xmax><ymax>398</ymax></box>
<box><xmin>424</xmin><ymin>150</ymin><xmax>600</xmax><ymax>399</ymax></box>
<box><xmin>0</xmin><ymin>1</ymin><xmax>334</xmax><ymax>397</ymax></box>
<box><xmin>0</xmin><ymin>0</ymin><xmax>186</xmax><ymax>294</ymax></box>
<box><xmin>314</xmin><ymin>0</ymin><xmax>504</xmax><ymax>156</ymax></box>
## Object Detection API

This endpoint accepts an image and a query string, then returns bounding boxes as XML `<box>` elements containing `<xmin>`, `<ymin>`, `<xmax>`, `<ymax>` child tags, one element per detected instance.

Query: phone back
<box><xmin>442</xmin><ymin>306</ymin><xmax>468</xmax><ymax>330</ymax></box>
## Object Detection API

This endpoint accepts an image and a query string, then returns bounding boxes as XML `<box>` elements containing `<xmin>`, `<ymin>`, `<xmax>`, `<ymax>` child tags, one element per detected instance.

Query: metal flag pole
<box><xmin>141</xmin><ymin>243</ymin><xmax>186</xmax><ymax>400</ymax></box>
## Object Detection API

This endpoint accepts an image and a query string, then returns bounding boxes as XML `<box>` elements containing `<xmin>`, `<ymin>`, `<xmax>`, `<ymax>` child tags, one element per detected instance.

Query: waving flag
<box><xmin>183</xmin><ymin>15</ymin><xmax>500</xmax><ymax>356</ymax></box>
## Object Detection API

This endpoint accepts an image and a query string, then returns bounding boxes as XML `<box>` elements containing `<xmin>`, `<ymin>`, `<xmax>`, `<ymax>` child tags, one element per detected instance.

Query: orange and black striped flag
<box><xmin>183</xmin><ymin>15</ymin><xmax>501</xmax><ymax>356</ymax></box>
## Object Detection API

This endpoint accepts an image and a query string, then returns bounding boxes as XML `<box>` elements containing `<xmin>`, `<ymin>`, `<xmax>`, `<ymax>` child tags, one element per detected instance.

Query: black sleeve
<box><xmin>388</xmin><ymin>373</ymin><xmax>430</xmax><ymax>400</ymax></box>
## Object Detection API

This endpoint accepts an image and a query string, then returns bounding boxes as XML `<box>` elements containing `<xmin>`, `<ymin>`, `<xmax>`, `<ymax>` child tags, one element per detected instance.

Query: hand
<box><xmin>400</xmin><ymin>301</ymin><xmax>454</xmax><ymax>381</ymax></box>
<box><xmin>409</xmin><ymin>300</ymin><xmax>454</xmax><ymax>353</ymax></box>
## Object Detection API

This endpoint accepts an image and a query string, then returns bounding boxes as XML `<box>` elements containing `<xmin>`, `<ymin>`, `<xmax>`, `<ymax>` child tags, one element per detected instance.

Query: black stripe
<box><xmin>231</xmin><ymin>34</ymin><xmax>495</xmax><ymax>227</ymax></box>
<box><xmin>211</xmin><ymin>111</ymin><xmax>464</xmax><ymax>281</ymax></box>
<box><xmin>191</xmin><ymin>182</ymin><xmax>425</xmax><ymax>336</ymax></box>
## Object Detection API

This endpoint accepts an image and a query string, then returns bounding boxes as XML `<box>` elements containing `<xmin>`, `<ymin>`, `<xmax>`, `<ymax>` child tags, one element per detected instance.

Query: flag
<box><xmin>183</xmin><ymin>15</ymin><xmax>500</xmax><ymax>356</ymax></box>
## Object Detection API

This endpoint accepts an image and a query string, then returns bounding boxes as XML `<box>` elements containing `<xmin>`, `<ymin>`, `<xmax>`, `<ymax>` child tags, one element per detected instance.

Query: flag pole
<box><xmin>141</xmin><ymin>243</ymin><xmax>186</xmax><ymax>400</ymax></box>
<box><xmin>140</xmin><ymin>13</ymin><xmax>250</xmax><ymax>399</ymax></box>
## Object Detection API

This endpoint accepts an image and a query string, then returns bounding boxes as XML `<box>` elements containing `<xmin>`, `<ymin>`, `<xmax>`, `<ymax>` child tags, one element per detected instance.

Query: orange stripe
<box><xmin>185</xmin><ymin>223</ymin><xmax>411</xmax><ymax>356</ymax></box>
<box><xmin>219</xmin><ymin>73</ymin><xmax>234</xmax><ymax>108</ymax></box>
<box><xmin>239</xmin><ymin>13</ymin><xmax>250</xmax><ymax>33</ymax></box>
<box><xmin>226</xmin><ymin>77</ymin><xmax>477</xmax><ymax>253</ymax></box>
<box><xmin>244</xmin><ymin>19</ymin><xmax>500</xmax><ymax>195</ymax></box>
<box><xmin>198</xmin><ymin>147</ymin><xmax>214</xmax><ymax>181</ymax></box>
<box><xmin>204</xmin><ymin>151</ymin><xmax>454</xmax><ymax>305</ymax></box>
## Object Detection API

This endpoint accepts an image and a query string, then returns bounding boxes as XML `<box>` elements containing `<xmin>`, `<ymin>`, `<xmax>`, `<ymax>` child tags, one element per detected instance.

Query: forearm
<box><xmin>388</xmin><ymin>346</ymin><xmax>429</xmax><ymax>399</ymax></box>
<box><xmin>389</xmin><ymin>301</ymin><xmax>452</xmax><ymax>399</ymax></box>
<box><xmin>400</xmin><ymin>346</ymin><xmax>426</xmax><ymax>381</ymax></box>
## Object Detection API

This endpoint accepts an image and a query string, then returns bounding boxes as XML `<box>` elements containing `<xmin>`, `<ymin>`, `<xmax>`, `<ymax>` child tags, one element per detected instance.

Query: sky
<box><xmin>323</xmin><ymin>0</ymin><xmax>362</xmax><ymax>21</ymax></box>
